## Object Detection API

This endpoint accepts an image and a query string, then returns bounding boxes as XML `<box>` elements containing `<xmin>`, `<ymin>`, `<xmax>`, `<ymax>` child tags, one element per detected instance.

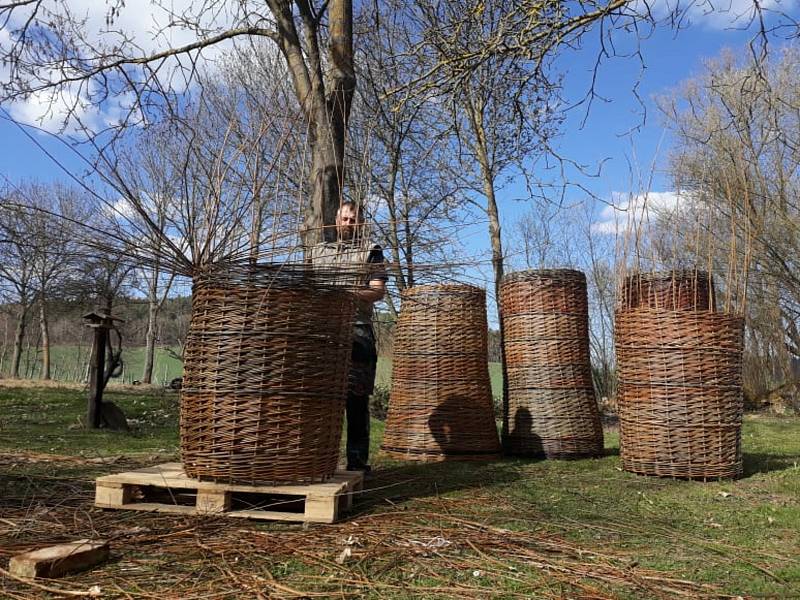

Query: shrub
<box><xmin>370</xmin><ymin>385</ymin><xmax>390</xmax><ymax>420</ymax></box>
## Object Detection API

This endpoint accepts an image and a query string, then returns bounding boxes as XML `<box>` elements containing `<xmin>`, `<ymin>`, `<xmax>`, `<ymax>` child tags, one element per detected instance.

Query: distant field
<box><xmin>5</xmin><ymin>346</ymin><xmax>504</xmax><ymax>397</ymax></box>
<box><xmin>2</xmin><ymin>345</ymin><xmax>184</xmax><ymax>385</ymax></box>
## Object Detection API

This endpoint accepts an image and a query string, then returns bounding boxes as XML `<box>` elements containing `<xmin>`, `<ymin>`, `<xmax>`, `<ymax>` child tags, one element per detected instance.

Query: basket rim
<box><xmin>622</xmin><ymin>268</ymin><xmax>712</xmax><ymax>284</ymax></box>
<box><xmin>402</xmin><ymin>283</ymin><xmax>485</xmax><ymax>297</ymax></box>
<box><xmin>501</xmin><ymin>268</ymin><xmax>586</xmax><ymax>285</ymax></box>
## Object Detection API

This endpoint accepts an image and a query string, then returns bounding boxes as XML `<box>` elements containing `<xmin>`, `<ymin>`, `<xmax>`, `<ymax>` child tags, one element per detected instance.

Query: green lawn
<box><xmin>0</xmin><ymin>383</ymin><xmax>798</xmax><ymax>598</ymax></box>
<box><xmin>3</xmin><ymin>345</ymin><xmax>185</xmax><ymax>384</ymax></box>
<box><xmin>7</xmin><ymin>349</ymin><xmax>505</xmax><ymax>398</ymax></box>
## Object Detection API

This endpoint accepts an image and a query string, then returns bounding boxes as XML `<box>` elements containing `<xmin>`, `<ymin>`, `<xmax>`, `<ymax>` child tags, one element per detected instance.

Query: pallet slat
<box><xmin>95</xmin><ymin>463</ymin><xmax>363</xmax><ymax>524</ymax></box>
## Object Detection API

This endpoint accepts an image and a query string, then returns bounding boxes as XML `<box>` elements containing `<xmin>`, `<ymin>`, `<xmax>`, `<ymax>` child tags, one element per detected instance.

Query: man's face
<box><xmin>336</xmin><ymin>204</ymin><xmax>359</xmax><ymax>240</ymax></box>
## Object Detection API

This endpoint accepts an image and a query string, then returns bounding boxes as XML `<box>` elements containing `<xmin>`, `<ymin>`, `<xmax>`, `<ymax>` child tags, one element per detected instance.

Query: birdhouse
<box><xmin>82</xmin><ymin>312</ymin><xmax>123</xmax><ymax>330</ymax></box>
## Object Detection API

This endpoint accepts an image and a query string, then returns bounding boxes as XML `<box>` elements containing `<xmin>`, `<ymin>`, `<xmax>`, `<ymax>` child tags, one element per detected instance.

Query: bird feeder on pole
<box><xmin>82</xmin><ymin>311</ymin><xmax>123</xmax><ymax>429</ymax></box>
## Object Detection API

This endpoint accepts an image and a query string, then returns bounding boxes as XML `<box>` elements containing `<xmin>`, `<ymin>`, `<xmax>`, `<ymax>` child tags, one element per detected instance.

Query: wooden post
<box><xmin>87</xmin><ymin>326</ymin><xmax>106</xmax><ymax>429</ymax></box>
<box><xmin>83</xmin><ymin>311</ymin><xmax>123</xmax><ymax>429</ymax></box>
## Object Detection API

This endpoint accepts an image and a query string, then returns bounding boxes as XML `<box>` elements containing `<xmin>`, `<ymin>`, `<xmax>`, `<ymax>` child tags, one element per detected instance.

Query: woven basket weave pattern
<box><xmin>180</xmin><ymin>284</ymin><xmax>355</xmax><ymax>484</ymax></box>
<box><xmin>615</xmin><ymin>308</ymin><xmax>744</xmax><ymax>479</ymax></box>
<box><xmin>499</xmin><ymin>270</ymin><xmax>604</xmax><ymax>459</ymax></box>
<box><xmin>621</xmin><ymin>270</ymin><xmax>716</xmax><ymax>311</ymax></box>
<box><xmin>382</xmin><ymin>284</ymin><xmax>502</xmax><ymax>461</ymax></box>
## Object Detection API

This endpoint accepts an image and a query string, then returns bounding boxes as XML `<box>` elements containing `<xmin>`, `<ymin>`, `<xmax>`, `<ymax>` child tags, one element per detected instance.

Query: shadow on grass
<box><xmin>354</xmin><ymin>459</ymin><xmax>523</xmax><ymax>513</ymax></box>
<box><xmin>742</xmin><ymin>452</ymin><xmax>800</xmax><ymax>477</ymax></box>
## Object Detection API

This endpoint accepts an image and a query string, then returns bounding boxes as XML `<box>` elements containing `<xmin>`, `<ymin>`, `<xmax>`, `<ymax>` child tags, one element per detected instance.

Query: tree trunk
<box><xmin>403</xmin><ymin>214</ymin><xmax>415</xmax><ymax>288</ymax></box>
<box><xmin>306</xmin><ymin>138</ymin><xmax>343</xmax><ymax>244</ymax></box>
<box><xmin>477</xmin><ymin>155</ymin><xmax>508</xmax><ymax>449</ymax></box>
<box><xmin>308</xmin><ymin>0</ymin><xmax>355</xmax><ymax>245</ymax></box>
<box><xmin>10</xmin><ymin>304</ymin><xmax>28</xmax><ymax>379</ymax></box>
<box><xmin>267</xmin><ymin>0</ymin><xmax>355</xmax><ymax>247</ymax></box>
<box><xmin>385</xmin><ymin>166</ymin><xmax>408</xmax><ymax>290</ymax></box>
<box><xmin>39</xmin><ymin>298</ymin><xmax>51</xmax><ymax>380</ymax></box>
<box><xmin>0</xmin><ymin>319</ymin><xmax>7</xmax><ymax>375</ymax></box>
<box><xmin>142</xmin><ymin>299</ymin><xmax>158</xmax><ymax>384</ymax></box>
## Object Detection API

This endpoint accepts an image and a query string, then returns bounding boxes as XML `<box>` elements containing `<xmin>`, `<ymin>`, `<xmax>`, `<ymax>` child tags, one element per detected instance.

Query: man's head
<box><xmin>336</xmin><ymin>202</ymin><xmax>362</xmax><ymax>241</ymax></box>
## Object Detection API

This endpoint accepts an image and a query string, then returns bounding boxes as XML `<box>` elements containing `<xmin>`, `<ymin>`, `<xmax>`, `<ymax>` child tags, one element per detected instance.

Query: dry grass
<box><xmin>0</xmin><ymin>383</ymin><xmax>798</xmax><ymax>598</ymax></box>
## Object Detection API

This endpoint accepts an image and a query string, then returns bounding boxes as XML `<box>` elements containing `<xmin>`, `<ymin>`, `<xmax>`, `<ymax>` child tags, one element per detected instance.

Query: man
<box><xmin>310</xmin><ymin>201</ymin><xmax>387</xmax><ymax>473</ymax></box>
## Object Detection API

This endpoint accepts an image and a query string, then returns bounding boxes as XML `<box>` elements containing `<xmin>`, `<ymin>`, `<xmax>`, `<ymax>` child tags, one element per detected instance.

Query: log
<box><xmin>8</xmin><ymin>540</ymin><xmax>109</xmax><ymax>578</ymax></box>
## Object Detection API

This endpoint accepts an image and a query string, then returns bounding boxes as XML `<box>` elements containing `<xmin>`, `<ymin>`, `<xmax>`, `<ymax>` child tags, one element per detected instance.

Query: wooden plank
<box><xmin>196</xmin><ymin>490</ymin><xmax>230</xmax><ymax>514</ymax></box>
<box><xmin>95</xmin><ymin>502</ymin><xmax>330</xmax><ymax>523</ymax></box>
<box><xmin>101</xmin><ymin>503</ymin><xmax>197</xmax><ymax>516</ymax></box>
<box><xmin>304</xmin><ymin>494</ymin><xmax>338</xmax><ymax>523</ymax></box>
<box><xmin>341</xmin><ymin>475</ymin><xmax>363</xmax><ymax>511</ymax></box>
<box><xmin>94</xmin><ymin>483</ymin><xmax>131</xmax><ymax>507</ymax></box>
<box><xmin>97</xmin><ymin>463</ymin><xmax>355</xmax><ymax>496</ymax></box>
<box><xmin>9</xmin><ymin>540</ymin><xmax>109</xmax><ymax>579</ymax></box>
<box><xmin>94</xmin><ymin>464</ymin><xmax>364</xmax><ymax>523</ymax></box>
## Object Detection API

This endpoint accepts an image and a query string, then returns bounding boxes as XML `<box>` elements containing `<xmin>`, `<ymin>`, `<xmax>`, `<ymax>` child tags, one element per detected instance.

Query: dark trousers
<box><xmin>347</xmin><ymin>325</ymin><xmax>377</xmax><ymax>468</ymax></box>
<box><xmin>346</xmin><ymin>393</ymin><xmax>371</xmax><ymax>468</ymax></box>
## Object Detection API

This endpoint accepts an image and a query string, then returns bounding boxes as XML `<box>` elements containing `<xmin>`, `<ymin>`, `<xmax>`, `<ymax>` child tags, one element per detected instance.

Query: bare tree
<box><xmin>349</xmin><ymin>2</ymin><xmax>467</xmax><ymax>316</ymax></box>
<box><xmin>415</xmin><ymin>1</ymin><xmax>560</xmax><ymax>298</ymax></box>
<box><xmin>0</xmin><ymin>189</ymin><xmax>36</xmax><ymax>378</ymax></box>
<box><xmin>511</xmin><ymin>200</ymin><xmax>618</xmax><ymax>405</ymax></box>
<box><xmin>0</xmin><ymin>182</ymin><xmax>81</xmax><ymax>380</ymax></box>
<box><xmin>6</xmin><ymin>0</ymin><xmax>792</xmax><ymax>250</ymax></box>
<box><xmin>29</xmin><ymin>184</ymin><xmax>83</xmax><ymax>380</ymax></box>
<box><xmin>404</xmin><ymin>0</ymin><xmax>562</xmax><ymax>441</ymax></box>
<box><xmin>659</xmin><ymin>46</ymin><xmax>800</xmax><ymax>408</ymax></box>
<box><xmin>138</xmin><ymin>258</ymin><xmax>176</xmax><ymax>385</ymax></box>
<box><xmin>0</xmin><ymin>1</ymin><xmax>360</xmax><ymax>244</ymax></box>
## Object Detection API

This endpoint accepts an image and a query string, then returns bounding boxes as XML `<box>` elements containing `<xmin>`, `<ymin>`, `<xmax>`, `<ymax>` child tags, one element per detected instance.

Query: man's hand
<box><xmin>355</xmin><ymin>277</ymin><xmax>386</xmax><ymax>304</ymax></box>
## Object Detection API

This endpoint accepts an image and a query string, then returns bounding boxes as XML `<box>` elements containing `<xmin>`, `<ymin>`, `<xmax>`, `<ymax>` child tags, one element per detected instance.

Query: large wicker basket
<box><xmin>180</xmin><ymin>269</ymin><xmax>355</xmax><ymax>484</ymax></box>
<box><xmin>621</xmin><ymin>270</ymin><xmax>716</xmax><ymax>311</ymax></box>
<box><xmin>615</xmin><ymin>309</ymin><xmax>744</xmax><ymax>479</ymax></box>
<box><xmin>499</xmin><ymin>270</ymin><xmax>603</xmax><ymax>458</ymax></box>
<box><xmin>381</xmin><ymin>284</ymin><xmax>502</xmax><ymax>461</ymax></box>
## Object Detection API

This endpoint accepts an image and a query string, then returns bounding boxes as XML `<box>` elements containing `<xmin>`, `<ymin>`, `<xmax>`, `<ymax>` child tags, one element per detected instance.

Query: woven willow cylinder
<box><xmin>615</xmin><ymin>309</ymin><xmax>744</xmax><ymax>479</ymax></box>
<box><xmin>499</xmin><ymin>269</ymin><xmax>603</xmax><ymax>458</ymax></box>
<box><xmin>180</xmin><ymin>279</ymin><xmax>355</xmax><ymax>484</ymax></box>
<box><xmin>382</xmin><ymin>284</ymin><xmax>502</xmax><ymax>461</ymax></box>
<box><xmin>621</xmin><ymin>270</ymin><xmax>716</xmax><ymax>311</ymax></box>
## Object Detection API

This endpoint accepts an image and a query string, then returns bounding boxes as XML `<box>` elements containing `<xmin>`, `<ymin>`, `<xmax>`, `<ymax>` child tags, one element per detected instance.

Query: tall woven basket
<box><xmin>180</xmin><ymin>267</ymin><xmax>355</xmax><ymax>484</ymax></box>
<box><xmin>615</xmin><ymin>270</ymin><xmax>744</xmax><ymax>480</ymax></box>
<box><xmin>499</xmin><ymin>270</ymin><xmax>603</xmax><ymax>458</ymax></box>
<box><xmin>381</xmin><ymin>284</ymin><xmax>502</xmax><ymax>461</ymax></box>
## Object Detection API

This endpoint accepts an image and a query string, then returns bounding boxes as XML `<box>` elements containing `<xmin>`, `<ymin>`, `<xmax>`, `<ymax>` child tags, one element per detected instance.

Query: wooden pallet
<box><xmin>95</xmin><ymin>463</ymin><xmax>363</xmax><ymax>524</ymax></box>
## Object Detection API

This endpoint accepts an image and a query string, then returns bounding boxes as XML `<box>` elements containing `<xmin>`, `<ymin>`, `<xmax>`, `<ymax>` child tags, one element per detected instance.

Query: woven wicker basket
<box><xmin>615</xmin><ymin>309</ymin><xmax>744</xmax><ymax>479</ymax></box>
<box><xmin>180</xmin><ymin>270</ymin><xmax>355</xmax><ymax>484</ymax></box>
<box><xmin>382</xmin><ymin>284</ymin><xmax>501</xmax><ymax>461</ymax></box>
<box><xmin>621</xmin><ymin>270</ymin><xmax>716</xmax><ymax>311</ymax></box>
<box><xmin>499</xmin><ymin>270</ymin><xmax>603</xmax><ymax>458</ymax></box>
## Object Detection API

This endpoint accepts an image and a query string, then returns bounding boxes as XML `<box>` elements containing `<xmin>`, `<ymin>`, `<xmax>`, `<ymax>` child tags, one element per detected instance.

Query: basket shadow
<box><xmin>353</xmin><ymin>459</ymin><xmax>522</xmax><ymax>512</ymax></box>
<box><xmin>742</xmin><ymin>452</ymin><xmax>800</xmax><ymax>477</ymax></box>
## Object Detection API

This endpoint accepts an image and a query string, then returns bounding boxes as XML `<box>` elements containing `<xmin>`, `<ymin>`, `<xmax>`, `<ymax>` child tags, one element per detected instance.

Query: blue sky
<box><xmin>494</xmin><ymin>7</ymin><xmax>800</xmax><ymax>234</ymax></box>
<box><xmin>3</xmin><ymin>5</ymin><xmax>793</xmax><ymax>186</ymax></box>
<box><xmin>440</xmin><ymin>9</ymin><xmax>800</xmax><ymax>298</ymax></box>
<box><xmin>1</xmin><ymin>2</ymin><xmax>798</xmax><ymax>294</ymax></box>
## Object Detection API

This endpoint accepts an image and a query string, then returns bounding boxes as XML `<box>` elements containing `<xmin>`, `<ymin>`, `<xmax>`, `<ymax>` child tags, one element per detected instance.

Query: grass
<box><xmin>0</xmin><ymin>381</ymin><xmax>798</xmax><ymax>598</ymax></box>
<box><xmin>7</xmin><ymin>348</ymin><xmax>505</xmax><ymax>398</ymax></box>
<box><xmin>3</xmin><ymin>345</ymin><xmax>185</xmax><ymax>384</ymax></box>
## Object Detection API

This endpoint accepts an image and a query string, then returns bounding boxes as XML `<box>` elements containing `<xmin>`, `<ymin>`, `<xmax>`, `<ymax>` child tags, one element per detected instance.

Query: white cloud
<box><xmin>1</xmin><ymin>1</ymin><xmax>234</xmax><ymax>134</ymax></box>
<box><xmin>591</xmin><ymin>190</ymin><xmax>691</xmax><ymax>235</ymax></box>
<box><xmin>639</xmin><ymin>0</ymin><xmax>798</xmax><ymax>30</ymax></box>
